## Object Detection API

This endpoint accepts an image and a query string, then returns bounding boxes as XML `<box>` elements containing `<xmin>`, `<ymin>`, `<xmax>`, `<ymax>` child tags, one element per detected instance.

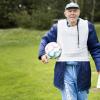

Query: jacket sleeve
<box><xmin>38</xmin><ymin>24</ymin><xmax>57</xmax><ymax>60</ymax></box>
<box><xmin>87</xmin><ymin>22</ymin><xmax>100</xmax><ymax>71</ymax></box>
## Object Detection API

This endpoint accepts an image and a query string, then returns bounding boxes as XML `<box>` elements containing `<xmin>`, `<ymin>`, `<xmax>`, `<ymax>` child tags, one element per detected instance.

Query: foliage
<box><xmin>12</xmin><ymin>11</ymin><xmax>32</xmax><ymax>28</ymax></box>
<box><xmin>0</xmin><ymin>0</ymin><xmax>99</xmax><ymax>29</ymax></box>
<box><xmin>31</xmin><ymin>9</ymin><xmax>55</xmax><ymax>29</ymax></box>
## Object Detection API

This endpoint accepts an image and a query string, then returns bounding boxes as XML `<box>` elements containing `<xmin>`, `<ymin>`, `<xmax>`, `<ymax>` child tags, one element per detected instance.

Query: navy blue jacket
<box><xmin>38</xmin><ymin>20</ymin><xmax>100</xmax><ymax>91</ymax></box>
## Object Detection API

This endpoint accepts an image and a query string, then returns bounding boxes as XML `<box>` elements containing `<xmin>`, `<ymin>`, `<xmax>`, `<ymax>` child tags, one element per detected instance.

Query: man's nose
<box><xmin>71</xmin><ymin>11</ymin><xmax>74</xmax><ymax>14</ymax></box>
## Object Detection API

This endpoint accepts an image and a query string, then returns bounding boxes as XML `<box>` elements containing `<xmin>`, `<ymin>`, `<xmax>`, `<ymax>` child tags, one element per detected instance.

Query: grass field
<box><xmin>0</xmin><ymin>26</ymin><xmax>100</xmax><ymax>100</ymax></box>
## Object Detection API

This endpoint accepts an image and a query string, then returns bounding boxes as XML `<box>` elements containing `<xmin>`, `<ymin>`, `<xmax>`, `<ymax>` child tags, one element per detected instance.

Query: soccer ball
<box><xmin>45</xmin><ymin>42</ymin><xmax>62</xmax><ymax>59</ymax></box>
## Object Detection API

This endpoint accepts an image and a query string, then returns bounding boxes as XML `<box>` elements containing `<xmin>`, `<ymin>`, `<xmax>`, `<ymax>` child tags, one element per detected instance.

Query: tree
<box><xmin>0</xmin><ymin>0</ymin><xmax>99</xmax><ymax>29</ymax></box>
<box><xmin>91</xmin><ymin>0</ymin><xmax>96</xmax><ymax>22</ymax></box>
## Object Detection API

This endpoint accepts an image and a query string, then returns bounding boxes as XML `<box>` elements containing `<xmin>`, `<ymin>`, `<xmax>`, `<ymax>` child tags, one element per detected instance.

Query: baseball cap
<box><xmin>65</xmin><ymin>2</ymin><xmax>79</xmax><ymax>10</ymax></box>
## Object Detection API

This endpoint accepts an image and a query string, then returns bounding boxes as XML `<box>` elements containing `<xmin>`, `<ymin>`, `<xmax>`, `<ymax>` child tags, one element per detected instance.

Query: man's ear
<box><xmin>78</xmin><ymin>9</ymin><xmax>80</xmax><ymax>16</ymax></box>
<box><xmin>64</xmin><ymin>10</ymin><xmax>67</xmax><ymax>17</ymax></box>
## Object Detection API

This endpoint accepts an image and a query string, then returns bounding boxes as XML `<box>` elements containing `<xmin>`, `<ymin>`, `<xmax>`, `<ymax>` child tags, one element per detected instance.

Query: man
<box><xmin>38</xmin><ymin>2</ymin><xmax>100</xmax><ymax>100</ymax></box>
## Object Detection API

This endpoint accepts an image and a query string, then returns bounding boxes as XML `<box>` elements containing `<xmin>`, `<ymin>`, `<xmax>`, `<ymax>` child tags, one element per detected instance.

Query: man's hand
<box><xmin>41</xmin><ymin>54</ymin><xmax>49</xmax><ymax>64</ymax></box>
<box><xmin>98</xmin><ymin>71</ymin><xmax>100</xmax><ymax>74</ymax></box>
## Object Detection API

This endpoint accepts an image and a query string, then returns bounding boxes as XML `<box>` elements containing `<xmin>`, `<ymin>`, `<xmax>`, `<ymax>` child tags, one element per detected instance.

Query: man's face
<box><xmin>64</xmin><ymin>8</ymin><xmax>80</xmax><ymax>23</ymax></box>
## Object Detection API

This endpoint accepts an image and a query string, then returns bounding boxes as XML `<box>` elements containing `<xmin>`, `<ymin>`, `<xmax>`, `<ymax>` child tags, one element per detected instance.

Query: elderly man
<box><xmin>38</xmin><ymin>2</ymin><xmax>100</xmax><ymax>100</ymax></box>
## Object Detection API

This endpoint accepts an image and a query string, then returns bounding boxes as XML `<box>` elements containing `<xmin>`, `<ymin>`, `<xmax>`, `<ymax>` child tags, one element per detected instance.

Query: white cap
<box><xmin>65</xmin><ymin>2</ymin><xmax>79</xmax><ymax>9</ymax></box>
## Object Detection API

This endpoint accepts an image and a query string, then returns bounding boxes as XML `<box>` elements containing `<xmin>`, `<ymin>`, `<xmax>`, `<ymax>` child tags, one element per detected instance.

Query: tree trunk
<box><xmin>91</xmin><ymin>0</ymin><xmax>96</xmax><ymax>22</ymax></box>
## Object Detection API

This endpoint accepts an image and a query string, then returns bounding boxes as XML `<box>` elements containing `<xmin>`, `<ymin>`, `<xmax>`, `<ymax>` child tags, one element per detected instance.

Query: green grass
<box><xmin>0</xmin><ymin>26</ymin><xmax>100</xmax><ymax>100</ymax></box>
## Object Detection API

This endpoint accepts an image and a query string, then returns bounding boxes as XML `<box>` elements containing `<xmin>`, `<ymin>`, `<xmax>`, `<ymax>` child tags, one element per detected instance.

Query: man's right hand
<box><xmin>41</xmin><ymin>54</ymin><xmax>49</xmax><ymax>64</ymax></box>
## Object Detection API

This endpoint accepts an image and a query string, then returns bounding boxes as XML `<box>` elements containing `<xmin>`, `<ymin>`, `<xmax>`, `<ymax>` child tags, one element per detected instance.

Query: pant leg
<box><xmin>61</xmin><ymin>64</ymin><xmax>78</xmax><ymax>100</ymax></box>
<box><xmin>61</xmin><ymin>82</ymin><xmax>77</xmax><ymax>100</ymax></box>
<box><xmin>77</xmin><ymin>91</ymin><xmax>88</xmax><ymax>100</ymax></box>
